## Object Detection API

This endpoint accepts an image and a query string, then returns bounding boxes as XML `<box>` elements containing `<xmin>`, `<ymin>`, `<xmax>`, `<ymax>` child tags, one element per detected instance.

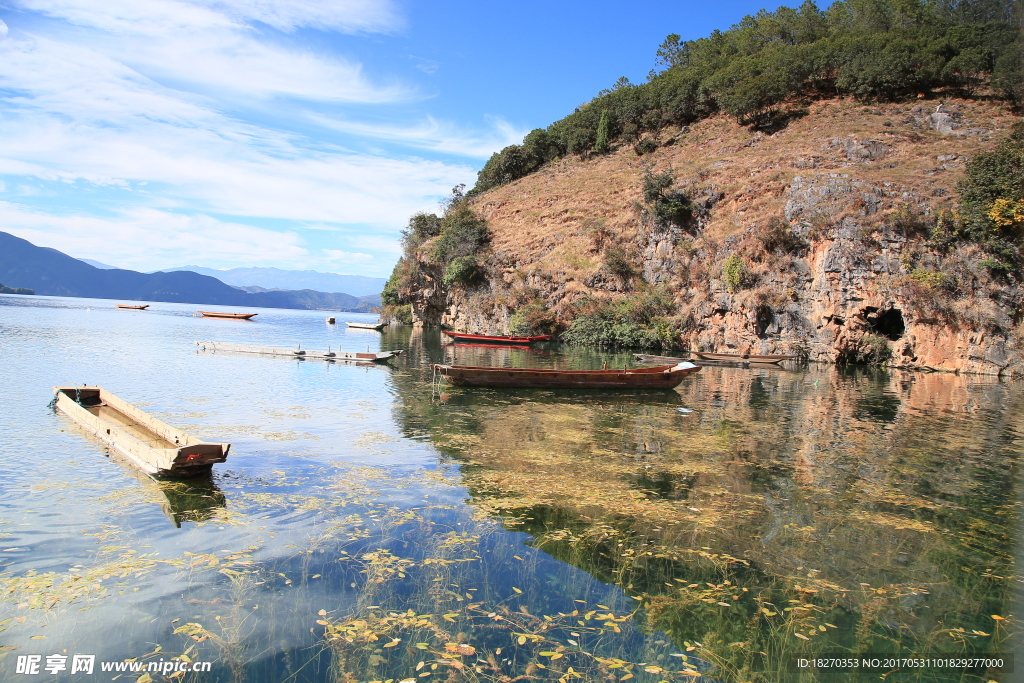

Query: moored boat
<box><xmin>117</xmin><ymin>304</ymin><xmax>149</xmax><ymax>310</ymax></box>
<box><xmin>693</xmin><ymin>351</ymin><xmax>795</xmax><ymax>363</ymax></box>
<box><xmin>195</xmin><ymin>341</ymin><xmax>403</xmax><ymax>363</ymax></box>
<box><xmin>635</xmin><ymin>353</ymin><xmax>750</xmax><ymax>368</ymax></box>
<box><xmin>199</xmin><ymin>311</ymin><xmax>258</xmax><ymax>320</ymax></box>
<box><xmin>345</xmin><ymin>321</ymin><xmax>387</xmax><ymax>331</ymax></box>
<box><xmin>432</xmin><ymin>362</ymin><xmax>699</xmax><ymax>389</ymax></box>
<box><xmin>442</xmin><ymin>331</ymin><xmax>554</xmax><ymax>344</ymax></box>
<box><xmin>51</xmin><ymin>386</ymin><xmax>230</xmax><ymax>478</ymax></box>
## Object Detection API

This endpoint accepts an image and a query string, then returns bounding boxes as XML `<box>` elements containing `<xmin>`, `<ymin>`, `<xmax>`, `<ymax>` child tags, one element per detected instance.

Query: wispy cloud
<box><xmin>0</xmin><ymin>0</ymin><xmax>495</xmax><ymax>275</ymax></box>
<box><xmin>309</xmin><ymin>114</ymin><xmax>527</xmax><ymax>159</ymax></box>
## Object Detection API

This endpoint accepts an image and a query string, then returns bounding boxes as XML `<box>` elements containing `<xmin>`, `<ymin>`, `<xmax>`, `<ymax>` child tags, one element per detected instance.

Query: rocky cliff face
<box><xmin>405</xmin><ymin>98</ymin><xmax>1023</xmax><ymax>376</ymax></box>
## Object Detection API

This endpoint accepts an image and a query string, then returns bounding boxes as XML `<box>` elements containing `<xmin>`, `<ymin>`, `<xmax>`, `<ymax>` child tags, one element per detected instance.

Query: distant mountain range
<box><xmin>157</xmin><ymin>266</ymin><xmax>385</xmax><ymax>297</ymax></box>
<box><xmin>0</xmin><ymin>232</ymin><xmax>380</xmax><ymax>311</ymax></box>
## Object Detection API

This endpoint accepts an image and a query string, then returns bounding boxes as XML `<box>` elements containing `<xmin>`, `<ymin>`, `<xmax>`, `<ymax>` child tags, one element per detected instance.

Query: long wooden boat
<box><xmin>635</xmin><ymin>353</ymin><xmax>750</xmax><ymax>368</ymax></box>
<box><xmin>432</xmin><ymin>362</ymin><xmax>699</xmax><ymax>389</ymax></box>
<box><xmin>195</xmin><ymin>341</ymin><xmax>403</xmax><ymax>363</ymax></box>
<box><xmin>117</xmin><ymin>304</ymin><xmax>149</xmax><ymax>310</ymax></box>
<box><xmin>199</xmin><ymin>311</ymin><xmax>257</xmax><ymax>320</ymax></box>
<box><xmin>52</xmin><ymin>386</ymin><xmax>229</xmax><ymax>478</ymax></box>
<box><xmin>693</xmin><ymin>351</ymin><xmax>795</xmax><ymax>363</ymax></box>
<box><xmin>442</xmin><ymin>331</ymin><xmax>554</xmax><ymax>344</ymax></box>
<box><xmin>345</xmin><ymin>321</ymin><xmax>387</xmax><ymax>331</ymax></box>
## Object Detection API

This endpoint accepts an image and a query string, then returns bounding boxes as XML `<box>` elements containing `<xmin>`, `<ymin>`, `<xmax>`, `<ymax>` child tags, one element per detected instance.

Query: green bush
<box><xmin>643</xmin><ymin>170</ymin><xmax>693</xmax><ymax>226</ymax></box>
<box><xmin>603</xmin><ymin>245</ymin><xmax>638</xmax><ymax>279</ymax></box>
<box><xmin>722</xmin><ymin>254</ymin><xmax>745</xmax><ymax>292</ymax></box>
<box><xmin>594</xmin><ymin>110</ymin><xmax>611</xmax><ymax>154</ymax></box>
<box><xmin>431</xmin><ymin>204</ymin><xmax>489</xmax><ymax>264</ymax></box>
<box><xmin>633</xmin><ymin>138</ymin><xmax>659</xmax><ymax>156</ymax></box>
<box><xmin>509</xmin><ymin>299</ymin><xmax>558</xmax><ymax>336</ymax></box>
<box><xmin>855</xmin><ymin>333</ymin><xmax>892</xmax><ymax>365</ymax></box>
<box><xmin>561</xmin><ymin>290</ymin><xmax>682</xmax><ymax>349</ymax></box>
<box><xmin>442</xmin><ymin>256</ymin><xmax>480</xmax><ymax>288</ymax></box>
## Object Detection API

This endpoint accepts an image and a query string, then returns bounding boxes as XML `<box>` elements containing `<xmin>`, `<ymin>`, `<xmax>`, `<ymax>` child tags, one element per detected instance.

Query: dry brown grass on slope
<box><xmin>473</xmin><ymin>96</ymin><xmax>1018</xmax><ymax>285</ymax></box>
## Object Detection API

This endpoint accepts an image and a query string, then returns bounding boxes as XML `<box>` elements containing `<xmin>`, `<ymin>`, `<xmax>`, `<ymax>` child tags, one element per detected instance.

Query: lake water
<box><xmin>1</xmin><ymin>293</ymin><xmax>1021</xmax><ymax>682</ymax></box>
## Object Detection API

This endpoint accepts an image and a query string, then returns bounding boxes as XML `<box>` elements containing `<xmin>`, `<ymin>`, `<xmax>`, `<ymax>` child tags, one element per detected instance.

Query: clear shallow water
<box><xmin>1</xmin><ymin>294</ymin><xmax>1021</xmax><ymax>682</ymax></box>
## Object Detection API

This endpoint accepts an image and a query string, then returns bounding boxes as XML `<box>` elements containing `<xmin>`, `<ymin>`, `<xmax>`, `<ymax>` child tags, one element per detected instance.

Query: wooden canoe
<box><xmin>442</xmin><ymin>331</ymin><xmax>554</xmax><ymax>344</ymax></box>
<box><xmin>195</xmin><ymin>341</ymin><xmax>403</xmax><ymax>363</ymax></box>
<box><xmin>693</xmin><ymin>351</ymin><xmax>795</xmax><ymax>363</ymax></box>
<box><xmin>432</xmin><ymin>362</ymin><xmax>699</xmax><ymax>389</ymax></box>
<box><xmin>345</xmin><ymin>321</ymin><xmax>387</xmax><ymax>331</ymax></box>
<box><xmin>199</xmin><ymin>311</ymin><xmax>257</xmax><ymax>320</ymax></box>
<box><xmin>52</xmin><ymin>386</ymin><xmax>229</xmax><ymax>478</ymax></box>
<box><xmin>635</xmin><ymin>353</ymin><xmax>750</xmax><ymax>368</ymax></box>
<box><xmin>117</xmin><ymin>304</ymin><xmax>149</xmax><ymax>310</ymax></box>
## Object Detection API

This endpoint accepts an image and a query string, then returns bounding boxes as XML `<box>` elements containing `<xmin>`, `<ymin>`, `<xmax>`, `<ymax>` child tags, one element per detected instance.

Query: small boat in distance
<box><xmin>51</xmin><ymin>386</ymin><xmax>229</xmax><ymax>478</ymax></box>
<box><xmin>432</xmin><ymin>362</ymin><xmax>699</xmax><ymax>389</ymax></box>
<box><xmin>442</xmin><ymin>331</ymin><xmax>554</xmax><ymax>345</ymax></box>
<box><xmin>196</xmin><ymin>341</ymin><xmax>403</xmax><ymax>363</ymax></box>
<box><xmin>345</xmin><ymin>321</ymin><xmax>386</xmax><ymax>331</ymax></box>
<box><xmin>117</xmin><ymin>304</ymin><xmax>149</xmax><ymax>310</ymax></box>
<box><xmin>199</xmin><ymin>311</ymin><xmax>257</xmax><ymax>320</ymax></box>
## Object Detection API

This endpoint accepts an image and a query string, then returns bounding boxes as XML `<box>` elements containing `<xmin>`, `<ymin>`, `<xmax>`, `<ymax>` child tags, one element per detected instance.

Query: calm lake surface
<box><xmin>1</xmin><ymin>293</ymin><xmax>1021</xmax><ymax>682</ymax></box>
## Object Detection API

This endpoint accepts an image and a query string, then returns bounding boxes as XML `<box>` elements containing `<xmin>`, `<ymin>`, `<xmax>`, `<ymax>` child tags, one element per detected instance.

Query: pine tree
<box><xmin>594</xmin><ymin>110</ymin><xmax>610</xmax><ymax>154</ymax></box>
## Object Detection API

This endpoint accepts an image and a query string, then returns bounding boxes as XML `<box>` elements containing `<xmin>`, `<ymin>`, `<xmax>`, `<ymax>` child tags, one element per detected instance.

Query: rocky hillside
<box><xmin>392</xmin><ymin>96</ymin><xmax>1023</xmax><ymax>376</ymax></box>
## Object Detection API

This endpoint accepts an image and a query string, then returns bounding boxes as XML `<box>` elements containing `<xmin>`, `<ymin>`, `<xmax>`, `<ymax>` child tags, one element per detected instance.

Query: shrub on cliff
<box><xmin>642</xmin><ymin>170</ymin><xmax>693</xmax><ymax>227</ymax></box>
<box><xmin>958</xmin><ymin>121</ymin><xmax>1024</xmax><ymax>243</ymax></box>
<box><xmin>442</xmin><ymin>256</ymin><xmax>481</xmax><ymax>288</ymax></box>
<box><xmin>561</xmin><ymin>289</ymin><xmax>682</xmax><ymax>349</ymax></box>
<box><xmin>509</xmin><ymin>299</ymin><xmax>558</xmax><ymax>336</ymax></box>
<box><xmin>431</xmin><ymin>203</ymin><xmax>489</xmax><ymax>265</ymax></box>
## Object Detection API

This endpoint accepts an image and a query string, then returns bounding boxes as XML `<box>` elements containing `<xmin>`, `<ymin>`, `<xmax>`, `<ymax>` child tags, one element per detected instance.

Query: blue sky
<box><xmin>0</xmin><ymin>0</ymin><xmax>789</xmax><ymax>277</ymax></box>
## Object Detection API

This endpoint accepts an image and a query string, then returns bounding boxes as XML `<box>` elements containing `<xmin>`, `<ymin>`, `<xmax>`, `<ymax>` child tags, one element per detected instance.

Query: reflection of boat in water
<box><xmin>443</xmin><ymin>342</ymin><xmax>546</xmax><ymax>352</ymax></box>
<box><xmin>442</xmin><ymin>331</ymin><xmax>554</xmax><ymax>345</ymax></box>
<box><xmin>119</xmin><ymin>466</ymin><xmax>227</xmax><ymax>528</ymax></box>
<box><xmin>117</xmin><ymin>304</ymin><xmax>149</xmax><ymax>310</ymax></box>
<box><xmin>195</xmin><ymin>341</ymin><xmax>402</xmax><ymax>363</ymax></box>
<box><xmin>345</xmin><ymin>321</ymin><xmax>386</xmax><ymax>331</ymax></box>
<box><xmin>432</xmin><ymin>362</ymin><xmax>699</xmax><ymax>389</ymax></box>
<box><xmin>199</xmin><ymin>311</ymin><xmax>257</xmax><ymax>320</ymax></box>
<box><xmin>52</xmin><ymin>386</ymin><xmax>230</xmax><ymax>477</ymax></box>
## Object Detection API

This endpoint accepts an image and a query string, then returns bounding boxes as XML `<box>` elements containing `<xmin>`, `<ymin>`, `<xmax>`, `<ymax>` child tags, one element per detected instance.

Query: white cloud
<box><xmin>309</xmin><ymin>114</ymin><xmax>527</xmax><ymax>159</ymax></box>
<box><xmin>323</xmin><ymin>249</ymin><xmax>373</xmax><ymax>263</ymax></box>
<box><xmin>0</xmin><ymin>202</ymin><xmax>310</xmax><ymax>269</ymax></box>
<box><xmin>14</xmin><ymin>1</ymin><xmax>410</xmax><ymax>102</ymax></box>
<box><xmin>0</xmin><ymin>0</ymin><xmax>488</xmax><ymax>275</ymax></box>
<box><xmin>19</xmin><ymin>0</ymin><xmax>402</xmax><ymax>35</ymax></box>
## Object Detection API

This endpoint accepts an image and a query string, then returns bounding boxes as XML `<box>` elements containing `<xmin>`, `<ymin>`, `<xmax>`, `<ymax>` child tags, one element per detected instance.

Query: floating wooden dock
<box><xmin>195</xmin><ymin>341</ymin><xmax>403</xmax><ymax>363</ymax></box>
<box><xmin>52</xmin><ymin>386</ymin><xmax>229</xmax><ymax>478</ymax></box>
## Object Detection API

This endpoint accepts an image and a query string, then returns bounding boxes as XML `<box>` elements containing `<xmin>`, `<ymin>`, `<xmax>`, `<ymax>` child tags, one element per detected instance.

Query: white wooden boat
<box><xmin>195</xmin><ymin>340</ymin><xmax>402</xmax><ymax>362</ymax></box>
<box><xmin>52</xmin><ymin>386</ymin><xmax>230</xmax><ymax>478</ymax></box>
<box><xmin>345</xmin><ymin>321</ymin><xmax>386</xmax><ymax>331</ymax></box>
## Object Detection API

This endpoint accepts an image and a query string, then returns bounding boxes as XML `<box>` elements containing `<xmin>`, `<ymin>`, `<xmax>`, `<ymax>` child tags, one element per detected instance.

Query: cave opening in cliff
<box><xmin>870</xmin><ymin>308</ymin><xmax>905</xmax><ymax>341</ymax></box>
<box><xmin>755</xmin><ymin>305</ymin><xmax>774</xmax><ymax>338</ymax></box>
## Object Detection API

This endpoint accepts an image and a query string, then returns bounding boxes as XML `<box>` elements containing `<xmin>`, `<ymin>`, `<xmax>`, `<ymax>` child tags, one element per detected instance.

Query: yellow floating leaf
<box><xmin>794</xmin><ymin>633</ymin><xmax>810</xmax><ymax>640</ymax></box>
<box><xmin>517</xmin><ymin>636</ymin><xmax>527</xmax><ymax>645</ymax></box>
<box><xmin>318</xmin><ymin>610</ymin><xmax>327</xmax><ymax>616</ymax></box>
<box><xmin>512</xmin><ymin>587</ymin><xmax>523</xmax><ymax>594</ymax></box>
<box><xmin>383</xmin><ymin>639</ymin><xmax>400</xmax><ymax>648</ymax></box>
<box><xmin>992</xmin><ymin>615</ymin><xmax>1006</xmax><ymax>621</ymax></box>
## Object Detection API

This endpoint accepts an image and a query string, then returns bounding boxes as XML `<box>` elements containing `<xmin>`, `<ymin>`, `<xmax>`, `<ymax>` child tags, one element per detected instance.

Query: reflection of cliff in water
<box><xmin>388</xmin><ymin>350</ymin><xmax>1023</xmax><ymax>667</ymax></box>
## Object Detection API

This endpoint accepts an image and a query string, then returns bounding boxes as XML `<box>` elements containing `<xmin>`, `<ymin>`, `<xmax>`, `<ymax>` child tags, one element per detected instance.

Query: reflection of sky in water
<box><xmin>0</xmin><ymin>295</ymin><xmax>687</xmax><ymax>681</ymax></box>
<box><xmin>1</xmin><ymin>293</ymin><xmax>1021</xmax><ymax>682</ymax></box>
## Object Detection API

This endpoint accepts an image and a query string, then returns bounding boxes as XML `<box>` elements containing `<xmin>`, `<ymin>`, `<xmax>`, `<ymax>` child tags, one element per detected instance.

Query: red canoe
<box><xmin>199</xmin><ymin>311</ymin><xmax>258</xmax><ymax>320</ymax></box>
<box><xmin>432</xmin><ymin>362</ymin><xmax>700</xmax><ymax>389</ymax></box>
<box><xmin>442</xmin><ymin>331</ymin><xmax>553</xmax><ymax>344</ymax></box>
